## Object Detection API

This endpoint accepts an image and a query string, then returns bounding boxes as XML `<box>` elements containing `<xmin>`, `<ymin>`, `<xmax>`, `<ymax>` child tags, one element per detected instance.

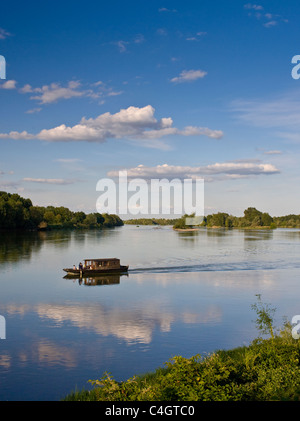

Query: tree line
<box><xmin>124</xmin><ymin>218</ymin><xmax>178</xmax><ymax>226</ymax></box>
<box><xmin>0</xmin><ymin>191</ymin><xmax>123</xmax><ymax>230</ymax></box>
<box><xmin>173</xmin><ymin>207</ymin><xmax>300</xmax><ymax>229</ymax></box>
<box><xmin>2</xmin><ymin>190</ymin><xmax>299</xmax><ymax>231</ymax></box>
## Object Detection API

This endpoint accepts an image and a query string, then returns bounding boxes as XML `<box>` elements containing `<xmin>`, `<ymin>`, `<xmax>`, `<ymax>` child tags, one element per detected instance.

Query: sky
<box><xmin>0</xmin><ymin>0</ymin><xmax>300</xmax><ymax>218</ymax></box>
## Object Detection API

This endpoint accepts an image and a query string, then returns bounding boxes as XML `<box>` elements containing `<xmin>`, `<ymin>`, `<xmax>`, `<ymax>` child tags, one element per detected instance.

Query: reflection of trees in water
<box><xmin>274</xmin><ymin>229</ymin><xmax>300</xmax><ymax>240</ymax></box>
<box><xmin>0</xmin><ymin>230</ymin><xmax>72</xmax><ymax>265</ymax></box>
<box><xmin>0</xmin><ymin>228</ymin><xmax>124</xmax><ymax>266</ymax></box>
<box><xmin>71</xmin><ymin>227</ymin><xmax>122</xmax><ymax>247</ymax></box>
<box><xmin>0</xmin><ymin>230</ymin><xmax>44</xmax><ymax>264</ymax></box>
<box><xmin>40</xmin><ymin>229</ymin><xmax>72</xmax><ymax>248</ymax></box>
<box><xmin>243</xmin><ymin>229</ymin><xmax>273</xmax><ymax>241</ymax></box>
<box><xmin>243</xmin><ymin>229</ymin><xmax>273</xmax><ymax>255</ymax></box>
<box><xmin>206</xmin><ymin>228</ymin><xmax>229</xmax><ymax>238</ymax></box>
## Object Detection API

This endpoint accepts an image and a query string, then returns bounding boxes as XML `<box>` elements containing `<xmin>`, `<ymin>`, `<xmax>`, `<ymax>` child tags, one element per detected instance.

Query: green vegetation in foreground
<box><xmin>0</xmin><ymin>191</ymin><xmax>123</xmax><ymax>230</ymax></box>
<box><xmin>63</xmin><ymin>296</ymin><xmax>300</xmax><ymax>401</ymax></box>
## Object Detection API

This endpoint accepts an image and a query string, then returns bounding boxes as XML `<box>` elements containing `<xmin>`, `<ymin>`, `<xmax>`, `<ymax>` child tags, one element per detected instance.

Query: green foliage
<box><xmin>189</xmin><ymin>207</ymin><xmax>276</xmax><ymax>229</ymax></box>
<box><xmin>173</xmin><ymin>213</ymin><xmax>203</xmax><ymax>229</ymax></box>
<box><xmin>65</xmin><ymin>329</ymin><xmax>300</xmax><ymax>401</ymax></box>
<box><xmin>273</xmin><ymin>214</ymin><xmax>300</xmax><ymax>228</ymax></box>
<box><xmin>0</xmin><ymin>191</ymin><xmax>123</xmax><ymax>231</ymax></box>
<box><xmin>195</xmin><ymin>207</ymin><xmax>300</xmax><ymax>229</ymax></box>
<box><xmin>173</xmin><ymin>215</ymin><xmax>189</xmax><ymax>229</ymax></box>
<box><xmin>206</xmin><ymin>212</ymin><xmax>233</xmax><ymax>228</ymax></box>
<box><xmin>64</xmin><ymin>297</ymin><xmax>300</xmax><ymax>402</ymax></box>
<box><xmin>251</xmin><ymin>294</ymin><xmax>276</xmax><ymax>339</ymax></box>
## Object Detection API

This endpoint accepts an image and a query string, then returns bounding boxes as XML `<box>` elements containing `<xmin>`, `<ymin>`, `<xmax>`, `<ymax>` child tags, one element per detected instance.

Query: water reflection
<box><xmin>1</xmin><ymin>226</ymin><xmax>300</xmax><ymax>400</ymax></box>
<box><xmin>243</xmin><ymin>229</ymin><xmax>273</xmax><ymax>241</ymax></box>
<box><xmin>63</xmin><ymin>274</ymin><xmax>126</xmax><ymax>286</ymax></box>
<box><xmin>0</xmin><ymin>230</ymin><xmax>44</xmax><ymax>264</ymax></box>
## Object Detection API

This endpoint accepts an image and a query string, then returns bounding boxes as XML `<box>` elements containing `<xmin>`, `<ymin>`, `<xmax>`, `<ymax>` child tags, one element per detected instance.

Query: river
<box><xmin>0</xmin><ymin>225</ymin><xmax>299</xmax><ymax>400</ymax></box>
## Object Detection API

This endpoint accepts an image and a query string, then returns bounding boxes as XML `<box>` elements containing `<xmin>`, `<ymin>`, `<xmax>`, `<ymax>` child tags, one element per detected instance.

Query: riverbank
<box><xmin>63</xmin><ymin>321</ymin><xmax>300</xmax><ymax>401</ymax></box>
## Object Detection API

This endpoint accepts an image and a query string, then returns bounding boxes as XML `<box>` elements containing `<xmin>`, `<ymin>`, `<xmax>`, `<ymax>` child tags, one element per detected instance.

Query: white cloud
<box><xmin>0</xmin><ymin>80</ymin><xmax>17</xmax><ymax>89</ymax></box>
<box><xmin>25</xmin><ymin>108</ymin><xmax>42</xmax><ymax>114</ymax></box>
<box><xmin>114</xmin><ymin>40</ymin><xmax>129</xmax><ymax>52</ymax></box>
<box><xmin>19</xmin><ymin>80</ymin><xmax>122</xmax><ymax>104</ymax></box>
<box><xmin>264</xmin><ymin>20</ymin><xmax>277</xmax><ymax>28</ymax></box>
<box><xmin>0</xmin><ymin>131</ymin><xmax>33</xmax><ymax>140</ymax></box>
<box><xmin>158</xmin><ymin>7</ymin><xmax>177</xmax><ymax>12</ymax></box>
<box><xmin>244</xmin><ymin>3</ymin><xmax>264</xmax><ymax>11</ymax></box>
<box><xmin>263</xmin><ymin>150</ymin><xmax>283</xmax><ymax>155</ymax></box>
<box><xmin>186</xmin><ymin>32</ymin><xmax>207</xmax><ymax>41</ymax></box>
<box><xmin>111</xmin><ymin>34</ymin><xmax>145</xmax><ymax>53</ymax></box>
<box><xmin>107</xmin><ymin>161</ymin><xmax>280</xmax><ymax>180</ymax></box>
<box><xmin>22</xmin><ymin>178</ymin><xmax>77</xmax><ymax>185</ymax></box>
<box><xmin>0</xmin><ymin>105</ymin><xmax>223</xmax><ymax>148</ymax></box>
<box><xmin>244</xmin><ymin>4</ymin><xmax>288</xmax><ymax>27</ymax></box>
<box><xmin>22</xmin><ymin>81</ymin><xmax>85</xmax><ymax>104</ymax></box>
<box><xmin>133</xmin><ymin>34</ymin><xmax>145</xmax><ymax>44</ymax></box>
<box><xmin>0</xmin><ymin>28</ymin><xmax>12</xmax><ymax>40</ymax></box>
<box><xmin>171</xmin><ymin>69</ymin><xmax>207</xmax><ymax>83</ymax></box>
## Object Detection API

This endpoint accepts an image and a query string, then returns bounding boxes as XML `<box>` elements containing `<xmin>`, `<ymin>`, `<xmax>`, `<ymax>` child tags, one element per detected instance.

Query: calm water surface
<box><xmin>0</xmin><ymin>225</ymin><xmax>300</xmax><ymax>400</ymax></box>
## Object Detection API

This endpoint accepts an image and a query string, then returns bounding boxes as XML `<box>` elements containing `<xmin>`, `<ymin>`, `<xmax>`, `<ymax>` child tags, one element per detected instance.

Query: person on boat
<box><xmin>73</xmin><ymin>265</ymin><xmax>76</xmax><ymax>270</ymax></box>
<box><xmin>79</xmin><ymin>262</ymin><xmax>83</xmax><ymax>270</ymax></box>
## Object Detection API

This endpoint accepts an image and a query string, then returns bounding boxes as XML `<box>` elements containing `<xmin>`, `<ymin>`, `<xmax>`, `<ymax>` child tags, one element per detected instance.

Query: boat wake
<box><xmin>128</xmin><ymin>260</ymin><xmax>300</xmax><ymax>274</ymax></box>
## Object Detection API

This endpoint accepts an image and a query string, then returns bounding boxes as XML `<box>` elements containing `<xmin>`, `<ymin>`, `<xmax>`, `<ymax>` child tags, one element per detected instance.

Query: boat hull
<box><xmin>63</xmin><ymin>265</ymin><xmax>129</xmax><ymax>277</ymax></box>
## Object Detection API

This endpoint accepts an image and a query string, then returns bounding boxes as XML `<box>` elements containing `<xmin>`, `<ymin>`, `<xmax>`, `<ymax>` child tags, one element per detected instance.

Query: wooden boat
<box><xmin>63</xmin><ymin>258</ymin><xmax>129</xmax><ymax>277</ymax></box>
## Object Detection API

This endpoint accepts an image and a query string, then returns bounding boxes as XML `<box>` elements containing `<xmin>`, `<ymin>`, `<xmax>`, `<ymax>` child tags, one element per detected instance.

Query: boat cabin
<box><xmin>83</xmin><ymin>258</ymin><xmax>121</xmax><ymax>270</ymax></box>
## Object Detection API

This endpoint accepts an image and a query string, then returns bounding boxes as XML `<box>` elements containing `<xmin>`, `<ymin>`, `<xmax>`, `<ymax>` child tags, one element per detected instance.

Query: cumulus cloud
<box><xmin>0</xmin><ymin>105</ymin><xmax>223</xmax><ymax>148</ymax></box>
<box><xmin>19</xmin><ymin>80</ymin><xmax>122</xmax><ymax>104</ymax></box>
<box><xmin>107</xmin><ymin>160</ymin><xmax>280</xmax><ymax>181</ymax></box>
<box><xmin>0</xmin><ymin>80</ymin><xmax>17</xmax><ymax>89</ymax></box>
<box><xmin>171</xmin><ymin>69</ymin><xmax>207</xmax><ymax>83</ymax></box>
<box><xmin>19</xmin><ymin>81</ymin><xmax>85</xmax><ymax>104</ymax></box>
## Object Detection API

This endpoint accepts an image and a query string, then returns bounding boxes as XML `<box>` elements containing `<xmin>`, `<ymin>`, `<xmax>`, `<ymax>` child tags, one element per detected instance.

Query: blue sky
<box><xmin>0</xmin><ymin>0</ymin><xmax>300</xmax><ymax>217</ymax></box>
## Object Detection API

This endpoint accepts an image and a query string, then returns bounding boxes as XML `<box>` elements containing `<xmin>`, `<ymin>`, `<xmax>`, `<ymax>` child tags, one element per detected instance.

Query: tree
<box><xmin>251</xmin><ymin>294</ymin><xmax>276</xmax><ymax>339</ymax></box>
